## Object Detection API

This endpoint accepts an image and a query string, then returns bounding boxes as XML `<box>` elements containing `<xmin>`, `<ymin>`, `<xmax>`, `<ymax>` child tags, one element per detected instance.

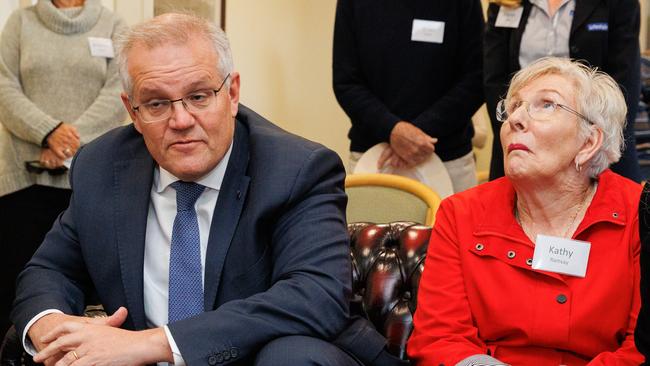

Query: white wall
<box><xmin>226</xmin><ymin>1</ymin><xmax>350</xmax><ymax>160</ymax></box>
<box><xmin>0</xmin><ymin>0</ymin><xmax>21</xmax><ymax>31</ymax></box>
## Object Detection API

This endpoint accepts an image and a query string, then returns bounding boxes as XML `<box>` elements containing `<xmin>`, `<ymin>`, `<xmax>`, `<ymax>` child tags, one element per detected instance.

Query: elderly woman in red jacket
<box><xmin>407</xmin><ymin>57</ymin><xmax>643</xmax><ymax>366</ymax></box>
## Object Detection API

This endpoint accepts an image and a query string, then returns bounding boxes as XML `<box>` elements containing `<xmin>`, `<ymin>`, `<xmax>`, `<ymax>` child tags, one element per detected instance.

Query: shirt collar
<box><xmin>529</xmin><ymin>0</ymin><xmax>574</xmax><ymax>15</ymax></box>
<box><xmin>153</xmin><ymin>141</ymin><xmax>233</xmax><ymax>193</ymax></box>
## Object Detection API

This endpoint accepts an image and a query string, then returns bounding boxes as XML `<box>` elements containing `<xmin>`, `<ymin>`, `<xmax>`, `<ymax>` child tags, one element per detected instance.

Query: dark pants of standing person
<box><xmin>0</xmin><ymin>185</ymin><xmax>71</xmax><ymax>336</ymax></box>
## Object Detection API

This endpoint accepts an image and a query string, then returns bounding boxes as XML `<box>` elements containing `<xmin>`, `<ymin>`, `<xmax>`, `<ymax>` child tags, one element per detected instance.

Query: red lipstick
<box><xmin>508</xmin><ymin>143</ymin><xmax>529</xmax><ymax>153</ymax></box>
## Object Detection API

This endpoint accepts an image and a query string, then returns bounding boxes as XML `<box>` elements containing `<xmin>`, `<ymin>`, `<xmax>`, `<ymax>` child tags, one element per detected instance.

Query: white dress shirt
<box><xmin>519</xmin><ymin>0</ymin><xmax>575</xmax><ymax>68</ymax></box>
<box><xmin>23</xmin><ymin>143</ymin><xmax>232</xmax><ymax>366</ymax></box>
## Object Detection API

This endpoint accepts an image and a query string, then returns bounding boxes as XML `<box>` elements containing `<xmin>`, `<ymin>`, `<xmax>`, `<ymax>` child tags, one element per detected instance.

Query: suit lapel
<box><xmin>204</xmin><ymin>119</ymin><xmax>250</xmax><ymax>310</ymax></box>
<box><xmin>114</xmin><ymin>149</ymin><xmax>155</xmax><ymax>330</ymax></box>
<box><xmin>571</xmin><ymin>0</ymin><xmax>599</xmax><ymax>35</ymax></box>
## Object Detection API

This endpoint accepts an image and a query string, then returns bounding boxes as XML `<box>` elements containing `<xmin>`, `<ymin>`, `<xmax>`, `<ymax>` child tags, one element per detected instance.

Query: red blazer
<box><xmin>408</xmin><ymin>170</ymin><xmax>644</xmax><ymax>365</ymax></box>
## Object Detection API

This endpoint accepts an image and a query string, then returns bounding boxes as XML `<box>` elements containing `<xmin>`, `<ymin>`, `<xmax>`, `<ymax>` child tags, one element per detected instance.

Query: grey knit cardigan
<box><xmin>0</xmin><ymin>0</ymin><xmax>127</xmax><ymax>196</ymax></box>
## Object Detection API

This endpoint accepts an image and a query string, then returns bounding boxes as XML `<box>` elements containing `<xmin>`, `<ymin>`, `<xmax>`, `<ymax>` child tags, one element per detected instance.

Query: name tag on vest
<box><xmin>587</xmin><ymin>22</ymin><xmax>608</xmax><ymax>31</ymax></box>
<box><xmin>495</xmin><ymin>6</ymin><xmax>524</xmax><ymax>28</ymax></box>
<box><xmin>532</xmin><ymin>234</ymin><xmax>591</xmax><ymax>277</ymax></box>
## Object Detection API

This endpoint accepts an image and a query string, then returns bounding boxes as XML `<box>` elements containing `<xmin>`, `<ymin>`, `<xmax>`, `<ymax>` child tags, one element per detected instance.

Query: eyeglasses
<box><xmin>496</xmin><ymin>97</ymin><xmax>594</xmax><ymax>125</ymax></box>
<box><xmin>24</xmin><ymin>161</ymin><xmax>68</xmax><ymax>176</ymax></box>
<box><xmin>132</xmin><ymin>74</ymin><xmax>231</xmax><ymax>124</ymax></box>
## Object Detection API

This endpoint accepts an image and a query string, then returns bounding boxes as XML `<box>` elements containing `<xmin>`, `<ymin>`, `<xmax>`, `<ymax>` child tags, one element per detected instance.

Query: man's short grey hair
<box><xmin>114</xmin><ymin>12</ymin><xmax>233</xmax><ymax>96</ymax></box>
<box><xmin>506</xmin><ymin>57</ymin><xmax>627</xmax><ymax>178</ymax></box>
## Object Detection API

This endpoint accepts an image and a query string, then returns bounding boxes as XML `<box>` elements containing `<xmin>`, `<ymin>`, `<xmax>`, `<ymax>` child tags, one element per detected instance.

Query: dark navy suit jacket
<box><xmin>11</xmin><ymin>105</ymin><xmax>351</xmax><ymax>365</ymax></box>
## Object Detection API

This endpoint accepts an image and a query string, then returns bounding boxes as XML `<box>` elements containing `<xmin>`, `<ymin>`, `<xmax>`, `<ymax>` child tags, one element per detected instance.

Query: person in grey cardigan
<box><xmin>0</xmin><ymin>0</ymin><xmax>126</xmax><ymax>335</ymax></box>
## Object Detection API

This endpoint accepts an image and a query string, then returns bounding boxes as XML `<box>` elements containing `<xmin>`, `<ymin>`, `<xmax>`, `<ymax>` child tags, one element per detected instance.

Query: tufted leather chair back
<box><xmin>0</xmin><ymin>326</ymin><xmax>28</xmax><ymax>366</ymax></box>
<box><xmin>348</xmin><ymin>222</ymin><xmax>432</xmax><ymax>360</ymax></box>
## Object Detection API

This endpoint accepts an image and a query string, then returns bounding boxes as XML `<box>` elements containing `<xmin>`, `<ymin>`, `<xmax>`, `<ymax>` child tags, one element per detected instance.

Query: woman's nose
<box><xmin>505</xmin><ymin>104</ymin><xmax>528</xmax><ymax>131</ymax></box>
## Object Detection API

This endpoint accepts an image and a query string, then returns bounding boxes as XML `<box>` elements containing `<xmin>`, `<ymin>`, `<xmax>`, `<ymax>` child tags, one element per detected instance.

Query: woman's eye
<box><xmin>540</xmin><ymin>100</ymin><xmax>556</xmax><ymax>110</ymax></box>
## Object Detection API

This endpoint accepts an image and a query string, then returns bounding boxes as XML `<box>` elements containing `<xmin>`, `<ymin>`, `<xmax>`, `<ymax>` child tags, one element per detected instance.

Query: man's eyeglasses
<box><xmin>496</xmin><ymin>97</ymin><xmax>594</xmax><ymax>125</ymax></box>
<box><xmin>132</xmin><ymin>74</ymin><xmax>231</xmax><ymax>124</ymax></box>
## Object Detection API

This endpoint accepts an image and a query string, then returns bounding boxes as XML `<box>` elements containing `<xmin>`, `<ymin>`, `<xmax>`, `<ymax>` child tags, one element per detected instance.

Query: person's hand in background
<box><xmin>46</xmin><ymin>123</ymin><xmax>79</xmax><ymax>160</ymax></box>
<box><xmin>388</xmin><ymin>121</ymin><xmax>437</xmax><ymax>168</ymax></box>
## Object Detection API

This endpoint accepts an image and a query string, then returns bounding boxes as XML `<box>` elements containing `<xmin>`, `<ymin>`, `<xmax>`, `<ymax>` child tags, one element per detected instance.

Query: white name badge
<box><xmin>495</xmin><ymin>6</ymin><xmax>524</xmax><ymax>28</ymax></box>
<box><xmin>411</xmin><ymin>19</ymin><xmax>445</xmax><ymax>44</ymax></box>
<box><xmin>532</xmin><ymin>234</ymin><xmax>591</xmax><ymax>277</ymax></box>
<box><xmin>88</xmin><ymin>37</ymin><xmax>114</xmax><ymax>58</ymax></box>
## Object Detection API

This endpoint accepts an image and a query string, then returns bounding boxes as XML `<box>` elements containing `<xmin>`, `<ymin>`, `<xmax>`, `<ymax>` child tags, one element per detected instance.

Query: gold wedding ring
<box><xmin>72</xmin><ymin>350</ymin><xmax>79</xmax><ymax>360</ymax></box>
<box><xmin>63</xmin><ymin>148</ymin><xmax>71</xmax><ymax>155</ymax></box>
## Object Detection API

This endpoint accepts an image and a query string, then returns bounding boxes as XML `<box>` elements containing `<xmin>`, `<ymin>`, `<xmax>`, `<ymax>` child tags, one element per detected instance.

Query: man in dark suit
<box><xmin>11</xmin><ymin>13</ymin><xmax>358</xmax><ymax>366</ymax></box>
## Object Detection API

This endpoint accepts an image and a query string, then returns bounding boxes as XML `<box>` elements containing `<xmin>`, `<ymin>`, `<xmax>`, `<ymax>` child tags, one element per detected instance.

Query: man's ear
<box><xmin>121</xmin><ymin>92</ymin><xmax>141</xmax><ymax>133</ymax></box>
<box><xmin>228</xmin><ymin>72</ymin><xmax>241</xmax><ymax>118</ymax></box>
<box><xmin>576</xmin><ymin>126</ymin><xmax>603</xmax><ymax>168</ymax></box>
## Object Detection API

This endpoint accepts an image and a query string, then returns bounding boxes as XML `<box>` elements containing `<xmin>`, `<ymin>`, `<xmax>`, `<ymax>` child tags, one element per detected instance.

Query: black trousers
<box><xmin>0</xmin><ymin>185</ymin><xmax>71</xmax><ymax>336</ymax></box>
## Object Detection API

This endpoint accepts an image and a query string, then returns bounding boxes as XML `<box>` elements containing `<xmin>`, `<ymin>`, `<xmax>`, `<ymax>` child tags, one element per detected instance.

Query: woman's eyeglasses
<box><xmin>496</xmin><ymin>97</ymin><xmax>594</xmax><ymax>125</ymax></box>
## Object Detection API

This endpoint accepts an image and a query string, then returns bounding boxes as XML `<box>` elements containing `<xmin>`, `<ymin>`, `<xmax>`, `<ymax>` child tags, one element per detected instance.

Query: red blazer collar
<box><xmin>475</xmin><ymin>170</ymin><xmax>630</xmax><ymax>241</ymax></box>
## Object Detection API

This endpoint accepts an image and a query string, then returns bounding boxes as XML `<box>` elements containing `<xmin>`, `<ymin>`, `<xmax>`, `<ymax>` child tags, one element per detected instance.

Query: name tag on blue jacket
<box><xmin>587</xmin><ymin>22</ymin><xmax>608</xmax><ymax>31</ymax></box>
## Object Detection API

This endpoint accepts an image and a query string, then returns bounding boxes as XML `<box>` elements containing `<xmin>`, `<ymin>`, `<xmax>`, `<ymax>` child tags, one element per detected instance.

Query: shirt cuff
<box><xmin>163</xmin><ymin>325</ymin><xmax>185</xmax><ymax>366</ymax></box>
<box><xmin>22</xmin><ymin>309</ymin><xmax>64</xmax><ymax>356</ymax></box>
<box><xmin>455</xmin><ymin>354</ymin><xmax>509</xmax><ymax>366</ymax></box>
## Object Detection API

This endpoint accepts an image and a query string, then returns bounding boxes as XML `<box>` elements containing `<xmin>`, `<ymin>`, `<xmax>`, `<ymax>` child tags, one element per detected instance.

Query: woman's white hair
<box><xmin>506</xmin><ymin>57</ymin><xmax>627</xmax><ymax>178</ymax></box>
<box><xmin>114</xmin><ymin>12</ymin><xmax>233</xmax><ymax>96</ymax></box>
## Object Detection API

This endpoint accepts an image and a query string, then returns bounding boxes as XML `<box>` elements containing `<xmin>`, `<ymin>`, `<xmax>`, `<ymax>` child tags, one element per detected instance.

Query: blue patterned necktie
<box><xmin>168</xmin><ymin>181</ymin><xmax>205</xmax><ymax>323</ymax></box>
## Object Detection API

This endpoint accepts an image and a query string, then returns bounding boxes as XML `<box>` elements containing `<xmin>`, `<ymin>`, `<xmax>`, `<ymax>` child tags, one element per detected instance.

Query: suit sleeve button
<box><xmin>230</xmin><ymin>347</ymin><xmax>239</xmax><ymax>359</ymax></box>
<box><xmin>208</xmin><ymin>355</ymin><xmax>218</xmax><ymax>365</ymax></box>
<box><xmin>222</xmin><ymin>350</ymin><xmax>231</xmax><ymax>361</ymax></box>
<box><xmin>215</xmin><ymin>353</ymin><xmax>224</xmax><ymax>363</ymax></box>
<box><xmin>556</xmin><ymin>294</ymin><xmax>568</xmax><ymax>304</ymax></box>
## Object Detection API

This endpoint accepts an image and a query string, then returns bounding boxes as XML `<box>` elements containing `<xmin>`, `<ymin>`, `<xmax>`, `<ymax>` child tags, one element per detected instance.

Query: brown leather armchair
<box><xmin>348</xmin><ymin>221</ymin><xmax>432</xmax><ymax>361</ymax></box>
<box><xmin>0</xmin><ymin>326</ymin><xmax>28</xmax><ymax>366</ymax></box>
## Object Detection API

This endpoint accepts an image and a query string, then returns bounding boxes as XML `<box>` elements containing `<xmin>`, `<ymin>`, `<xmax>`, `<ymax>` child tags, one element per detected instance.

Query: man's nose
<box><xmin>168</xmin><ymin>100</ymin><xmax>195</xmax><ymax>129</ymax></box>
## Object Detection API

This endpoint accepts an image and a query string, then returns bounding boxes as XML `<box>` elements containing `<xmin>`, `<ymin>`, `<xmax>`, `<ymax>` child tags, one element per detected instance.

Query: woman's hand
<box><xmin>46</xmin><ymin>123</ymin><xmax>80</xmax><ymax>160</ymax></box>
<box><xmin>40</xmin><ymin>148</ymin><xmax>64</xmax><ymax>169</ymax></box>
<box><xmin>378</xmin><ymin>145</ymin><xmax>411</xmax><ymax>170</ymax></box>
<box><xmin>389</xmin><ymin>121</ymin><xmax>437</xmax><ymax>167</ymax></box>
